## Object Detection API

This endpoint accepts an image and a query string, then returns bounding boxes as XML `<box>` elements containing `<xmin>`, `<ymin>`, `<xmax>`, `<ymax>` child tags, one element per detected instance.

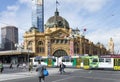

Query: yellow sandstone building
<box><xmin>23</xmin><ymin>10</ymin><xmax>108</xmax><ymax>57</ymax></box>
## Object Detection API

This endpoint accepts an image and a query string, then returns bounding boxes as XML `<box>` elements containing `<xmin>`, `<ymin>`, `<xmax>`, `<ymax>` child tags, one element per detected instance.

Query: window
<box><xmin>53</xmin><ymin>59</ymin><xmax>56</xmax><ymax>62</ymax></box>
<box><xmin>64</xmin><ymin>40</ymin><xmax>67</xmax><ymax>44</ymax></box>
<box><xmin>99</xmin><ymin>58</ymin><xmax>104</xmax><ymax>62</ymax></box>
<box><xmin>36</xmin><ymin>47</ymin><xmax>44</xmax><ymax>53</ymax></box>
<box><xmin>41</xmin><ymin>59</ymin><xmax>46</xmax><ymax>62</ymax></box>
<box><xmin>92</xmin><ymin>58</ymin><xmax>98</xmax><ymax>62</ymax></box>
<box><xmin>71</xmin><ymin>59</ymin><xmax>74</xmax><ymax>62</ymax></box>
<box><xmin>62</xmin><ymin>59</ymin><xmax>65</xmax><ymax>62</ymax></box>
<box><xmin>51</xmin><ymin>40</ymin><xmax>53</xmax><ymax>43</ymax></box>
<box><xmin>105</xmin><ymin>58</ymin><xmax>111</xmax><ymax>62</ymax></box>
<box><xmin>38</xmin><ymin>41</ymin><xmax>43</xmax><ymax>45</ymax></box>
<box><xmin>66</xmin><ymin>59</ymin><xmax>70</xmax><ymax>62</ymax></box>
<box><xmin>61</xmin><ymin>40</ymin><xmax>63</xmax><ymax>43</ymax></box>
<box><xmin>56</xmin><ymin>39</ymin><xmax>59</xmax><ymax>43</ymax></box>
<box><xmin>83</xmin><ymin>58</ymin><xmax>89</xmax><ymax>65</ymax></box>
<box><xmin>35</xmin><ymin>60</ymin><xmax>38</xmax><ymax>62</ymax></box>
<box><xmin>118</xmin><ymin>59</ymin><xmax>120</xmax><ymax>66</ymax></box>
<box><xmin>28</xmin><ymin>41</ymin><xmax>33</xmax><ymax>51</ymax></box>
<box><xmin>58</xmin><ymin>21</ymin><xmax>63</xmax><ymax>27</ymax></box>
<box><xmin>30</xmin><ymin>59</ymin><xmax>33</xmax><ymax>62</ymax></box>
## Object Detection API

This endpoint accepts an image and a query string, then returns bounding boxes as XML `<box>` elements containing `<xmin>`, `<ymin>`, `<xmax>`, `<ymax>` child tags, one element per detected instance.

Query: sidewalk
<box><xmin>0</xmin><ymin>68</ymin><xmax>80</xmax><ymax>81</ymax></box>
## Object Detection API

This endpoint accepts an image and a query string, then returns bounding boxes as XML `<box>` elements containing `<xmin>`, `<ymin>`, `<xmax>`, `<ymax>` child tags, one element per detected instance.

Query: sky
<box><xmin>0</xmin><ymin>0</ymin><xmax>120</xmax><ymax>54</ymax></box>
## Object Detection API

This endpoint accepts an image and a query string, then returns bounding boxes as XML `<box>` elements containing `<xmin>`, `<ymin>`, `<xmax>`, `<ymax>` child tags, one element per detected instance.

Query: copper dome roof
<box><xmin>45</xmin><ymin>10</ymin><xmax>70</xmax><ymax>29</ymax></box>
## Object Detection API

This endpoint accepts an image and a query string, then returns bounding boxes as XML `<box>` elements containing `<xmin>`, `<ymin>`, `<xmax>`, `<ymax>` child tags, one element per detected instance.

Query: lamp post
<box><xmin>27</xmin><ymin>48</ymin><xmax>30</xmax><ymax>70</ymax></box>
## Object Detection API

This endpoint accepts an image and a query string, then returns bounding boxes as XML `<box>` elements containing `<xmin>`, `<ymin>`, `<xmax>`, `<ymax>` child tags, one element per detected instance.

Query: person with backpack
<box><xmin>36</xmin><ymin>61</ymin><xmax>48</xmax><ymax>82</ymax></box>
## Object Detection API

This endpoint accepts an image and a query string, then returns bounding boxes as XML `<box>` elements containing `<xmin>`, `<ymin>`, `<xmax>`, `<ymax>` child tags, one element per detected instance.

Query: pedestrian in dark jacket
<box><xmin>29</xmin><ymin>62</ymin><xmax>33</xmax><ymax>72</ymax></box>
<box><xmin>9</xmin><ymin>63</ymin><xmax>13</xmax><ymax>69</ymax></box>
<box><xmin>36</xmin><ymin>61</ymin><xmax>45</xmax><ymax>82</ymax></box>
<box><xmin>16</xmin><ymin>63</ymin><xmax>20</xmax><ymax>68</ymax></box>
<box><xmin>0</xmin><ymin>61</ymin><xmax>3</xmax><ymax>73</ymax></box>
<box><xmin>59</xmin><ymin>62</ymin><xmax>65</xmax><ymax>74</ymax></box>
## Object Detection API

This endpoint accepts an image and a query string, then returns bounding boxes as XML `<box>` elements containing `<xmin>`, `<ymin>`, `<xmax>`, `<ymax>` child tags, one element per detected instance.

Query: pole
<box><xmin>28</xmin><ymin>48</ymin><xmax>29</xmax><ymax>71</ymax></box>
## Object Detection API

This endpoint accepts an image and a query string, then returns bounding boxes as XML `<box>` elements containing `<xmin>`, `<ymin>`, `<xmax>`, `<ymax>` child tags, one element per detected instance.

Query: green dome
<box><xmin>45</xmin><ymin>10</ymin><xmax>70</xmax><ymax>29</ymax></box>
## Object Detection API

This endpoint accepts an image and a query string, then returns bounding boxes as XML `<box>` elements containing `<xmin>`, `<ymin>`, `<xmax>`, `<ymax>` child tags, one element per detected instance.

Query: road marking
<box><xmin>52</xmin><ymin>76</ymin><xmax>74</xmax><ymax>82</ymax></box>
<box><xmin>88</xmin><ymin>70</ymin><xmax>92</xmax><ymax>73</ymax></box>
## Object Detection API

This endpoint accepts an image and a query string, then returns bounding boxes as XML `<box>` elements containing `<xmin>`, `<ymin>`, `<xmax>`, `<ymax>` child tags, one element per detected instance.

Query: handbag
<box><xmin>43</xmin><ymin>69</ymin><xmax>49</xmax><ymax>76</ymax></box>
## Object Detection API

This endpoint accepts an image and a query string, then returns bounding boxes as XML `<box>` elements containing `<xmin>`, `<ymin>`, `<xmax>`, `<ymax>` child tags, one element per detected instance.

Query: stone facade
<box><xmin>23</xmin><ymin>10</ymin><xmax>108</xmax><ymax>57</ymax></box>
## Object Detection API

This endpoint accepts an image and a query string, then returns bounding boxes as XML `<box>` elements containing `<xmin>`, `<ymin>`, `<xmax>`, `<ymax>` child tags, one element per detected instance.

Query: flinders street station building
<box><xmin>23</xmin><ymin>9</ymin><xmax>108</xmax><ymax>57</ymax></box>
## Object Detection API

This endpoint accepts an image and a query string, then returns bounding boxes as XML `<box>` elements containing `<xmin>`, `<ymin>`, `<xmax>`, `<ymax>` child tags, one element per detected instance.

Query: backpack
<box><xmin>63</xmin><ymin>64</ymin><xmax>66</xmax><ymax>68</ymax></box>
<box><xmin>43</xmin><ymin>69</ymin><xmax>49</xmax><ymax>76</ymax></box>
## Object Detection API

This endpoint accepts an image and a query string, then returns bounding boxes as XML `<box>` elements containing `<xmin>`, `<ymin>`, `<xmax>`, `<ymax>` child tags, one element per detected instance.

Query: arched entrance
<box><xmin>53</xmin><ymin>49</ymin><xmax>68</xmax><ymax>57</ymax></box>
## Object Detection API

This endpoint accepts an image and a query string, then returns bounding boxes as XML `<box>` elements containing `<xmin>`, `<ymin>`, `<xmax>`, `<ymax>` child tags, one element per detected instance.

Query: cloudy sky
<box><xmin>0</xmin><ymin>0</ymin><xmax>120</xmax><ymax>53</ymax></box>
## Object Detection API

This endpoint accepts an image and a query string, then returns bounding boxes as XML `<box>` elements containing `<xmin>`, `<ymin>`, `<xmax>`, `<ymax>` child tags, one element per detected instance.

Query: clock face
<box><xmin>58</xmin><ymin>21</ymin><xmax>63</xmax><ymax>27</ymax></box>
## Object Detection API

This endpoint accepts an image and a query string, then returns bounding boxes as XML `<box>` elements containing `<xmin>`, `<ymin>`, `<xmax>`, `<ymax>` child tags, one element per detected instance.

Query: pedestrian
<box><xmin>9</xmin><ymin>63</ymin><xmax>13</xmax><ymax>69</ymax></box>
<box><xmin>16</xmin><ymin>63</ymin><xmax>20</xmax><ymax>68</ymax></box>
<box><xmin>29</xmin><ymin>62</ymin><xmax>33</xmax><ymax>72</ymax></box>
<box><xmin>59</xmin><ymin>62</ymin><xmax>65</xmax><ymax>74</ymax></box>
<box><xmin>63</xmin><ymin>63</ymin><xmax>66</xmax><ymax>73</ymax></box>
<box><xmin>22</xmin><ymin>63</ymin><xmax>26</xmax><ymax>70</ymax></box>
<box><xmin>36</xmin><ymin>61</ymin><xmax>45</xmax><ymax>82</ymax></box>
<box><xmin>0</xmin><ymin>61</ymin><xmax>3</xmax><ymax>73</ymax></box>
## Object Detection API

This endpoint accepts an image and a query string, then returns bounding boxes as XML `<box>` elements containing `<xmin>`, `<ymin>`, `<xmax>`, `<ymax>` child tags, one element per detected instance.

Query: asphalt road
<box><xmin>1</xmin><ymin>69</ymin><xmax>120</xmax><ymax>82</ymax></box>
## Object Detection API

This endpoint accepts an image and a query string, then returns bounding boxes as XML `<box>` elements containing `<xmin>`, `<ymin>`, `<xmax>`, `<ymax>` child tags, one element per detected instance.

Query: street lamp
<box><xmin>27</xmin><ymin>47</ymin><xmax>30</xmax><ymax>69</ymax></box>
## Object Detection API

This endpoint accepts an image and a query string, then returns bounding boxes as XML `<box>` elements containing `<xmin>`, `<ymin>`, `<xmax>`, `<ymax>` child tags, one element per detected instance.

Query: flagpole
<box><xmin>56</xmin><ymin>0</ymin><xmax>58</xmax><ymax>10</ymax></box>
<box><xmin>56</xmin><ymin>0</ymin><xmax>59</xmax><ymax>10</ymax></box>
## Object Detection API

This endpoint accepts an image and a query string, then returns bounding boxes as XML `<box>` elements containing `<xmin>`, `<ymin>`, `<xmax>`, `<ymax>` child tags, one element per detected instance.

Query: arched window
<box><xmin>36</xmin><ymin>41</ymin><xmax>44</xmax><ymax>53</ymax></box>
<box><xmin>53</xmin><ymin>49</ymin><xmax>68</xmax><ymax>57</ymax></box>
<box><xmin>28</xmin><ymin>41</ymin><xmax>33</xmax><ymax>50</ymax></box>
<box><xmin>74</xmin><ymin>42</ymin><xmax>79</xmax><ymax>54</ymax></box>
<box><xmin>36</xmin><ymin>47</ymin><xmax>44</xmax><ymax>53</ymax></box>
<box><xmin>38</xmin><ymin>41</ymin><xmax>43</xmax><ymax>46</ymax></box>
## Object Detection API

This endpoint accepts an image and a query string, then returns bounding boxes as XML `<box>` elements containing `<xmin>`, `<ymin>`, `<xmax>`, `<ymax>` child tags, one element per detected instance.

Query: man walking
<box><xmin>59</xmin><ymin>62</ymin><xmax>66</xmax><ymax>74</ymax></box>
<box><xmin>0</xmin><ymin>61</ymin><xmax>3</xmax><ymax>73</ymax></box>
<box><xmin>9</xmin><ymin>63</ymin><xmax>13</xmax><ymax>69</ymax></box>
<box><xmin>36</xmin><ymin>61</ymin><xmax>45</xmax><ymax>82</ymax></box>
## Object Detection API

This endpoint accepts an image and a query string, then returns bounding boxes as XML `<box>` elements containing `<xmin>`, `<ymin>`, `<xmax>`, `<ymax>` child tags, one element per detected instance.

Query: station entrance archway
<box><xmin>53</xmin><ymin>49</ymin><xmax>68</xmax><ymax>57</ymax></box>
